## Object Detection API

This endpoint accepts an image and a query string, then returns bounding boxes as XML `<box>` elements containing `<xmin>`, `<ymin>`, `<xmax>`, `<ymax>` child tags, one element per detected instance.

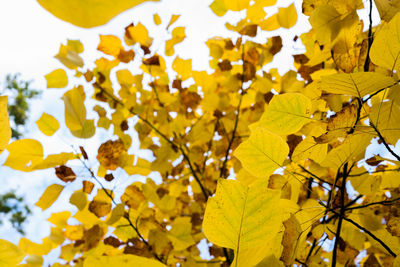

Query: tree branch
<box><xmin>77</xmin><ymin>153</ymin><xmax>165</xmax><ymax>263</ymax></box>
<box><xmin>96</xmin><ymin>83</ymin><xmax>210</xmax><ymax>200</ymax></box>
<box><xmin>363</xmin><ymin>0</ymin><xmax>373</xmax><ymax>72</ymax></box>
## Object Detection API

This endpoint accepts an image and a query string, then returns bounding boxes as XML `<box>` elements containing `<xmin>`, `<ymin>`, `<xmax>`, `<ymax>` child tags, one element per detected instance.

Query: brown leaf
<box><xmin>104</xmin><ymin>236</ymin><xmax>123</xmax><ymax>248</ymax></box>
<box><xmin>121</xmin><ymin>184</ymin><xmax>145</xmax><ymax>209</ymax></box>
<box><xmin>269</xmin><ymin>36</ymin><xmax>282</xmax><ymax>55</ymax></box>
<box><xmin>83</xmin><ymin>224</ymin><xmax>104</xmax><ymax>251</ymax></box>
<box><xmin>118</xmin><ymin>49</ymin><xmax>135</xmax><ymax>63</ymax></box>
<box><xmin>79</xmin><ymin>146</ymin><xmax>88</xmax><ymax>160</ymax></box>
<box><xmin>55</xmin><ymin>165</ymin><xmax>76</xmax><ymax>183</ymax></box>
<box><xmin>89</xmin><ymin>200</ymin><xmax>112</xmax><ymax>217</ymax></box>
<box><xmin>365</xmin><ymin>156</ymin><xmax>383</xmax><ymax>166</ymax></box>
<box><xmin>143</xmin><ymin>55</ymin><xmax>160</xmax><ymax>66</ymax></box>
<box><xmin>280</xmin><ymin>214</ymin><xmax>302</xmax><ymax>266</ymax></box>
<box><xmin>104</xmin><ymin>173</ymin><xmax>114</xmax><ymax>182</ymax></box>
<box><xmin>82</xmin><ymin>180</ymin><xmax>94</xmax><ymax>194</ymax></box>
<box><xmin>97</xmin><ymin>139</ymin><xmax>126</xmax><ymax>170</ymax></box>
<box><xmin>243</xmin><ymin>61</ymin><xmax>256</xmax><ymax>82</ymax></box>
<box><xmin>218</xmin><ymin>59</ymin><xmax>232</xmax><ymax>71</ymax></box>
<box><xmin>239</xmin><ymin>24</ymin><xmax>258</xmax><ymax>37</ymax></box>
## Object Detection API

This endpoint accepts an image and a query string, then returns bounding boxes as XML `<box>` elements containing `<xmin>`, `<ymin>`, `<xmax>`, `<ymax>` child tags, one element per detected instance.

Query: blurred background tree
<box><xmin>0</xmin><ymin>73</ymin><xmax>39</xmax><ymax>234</ymax></box>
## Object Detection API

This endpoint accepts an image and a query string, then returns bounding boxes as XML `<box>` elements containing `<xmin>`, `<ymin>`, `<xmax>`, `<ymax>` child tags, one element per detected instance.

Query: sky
<box><xmin>0</xmin><ymin>0</ymin><xmax>393</xmax><ymax>263</ymax></box>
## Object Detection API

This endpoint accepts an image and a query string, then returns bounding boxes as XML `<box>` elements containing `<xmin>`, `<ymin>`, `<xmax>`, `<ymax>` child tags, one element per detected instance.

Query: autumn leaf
<box><xmin>0</xmin><ymin>96</ymin><xmax>11</xmax><ymax>155</ymax></box>
<box><xmin>37</xmin><ymin>0</ymin><xmax>160</xmax><ymax>28</ymax></box>
<box><xmin>203</xmin><ymin>179</ymin><xmax>288</xmax><ymax>266</ymax></box>
<box><xmin>0</xmin><ymin>239</ymin><xmax>25</xmax><ymax>267</ymax></box>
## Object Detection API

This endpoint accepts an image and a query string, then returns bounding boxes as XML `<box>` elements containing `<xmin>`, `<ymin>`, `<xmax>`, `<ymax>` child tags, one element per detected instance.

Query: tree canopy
<box><xmin>2</xmin><ymin>0</ymin><xmax>400</xmax><ymax>266</ymax></box>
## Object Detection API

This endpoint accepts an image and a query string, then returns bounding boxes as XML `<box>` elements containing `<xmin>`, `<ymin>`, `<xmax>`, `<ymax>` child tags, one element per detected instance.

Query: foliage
<box><xmin>2</xmin><ymin>74</ymin><xmax>40</xmax><ymax>139</ymax></box>
<box><xmin>0</xmin><ymin>191</ymin><xmax>31</xmax><ymax>235</ymax></box>
<box><xmin>3</xmin><ymin>0</ymin><xmax>400</xmax><ymax>266</ymax></box>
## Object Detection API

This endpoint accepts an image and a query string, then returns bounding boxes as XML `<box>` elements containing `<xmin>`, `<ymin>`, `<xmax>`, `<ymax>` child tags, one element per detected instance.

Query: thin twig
<box><xmin>370</xmin><ymin>121</ymin><xmax>400</xmax><ymax>161</ymax></box>
<box><xmin>363</xmin><ymin>0</ymin><xmax>373</xmax><ymax>72</ymax></box>
<box><xmin>345</xmin><ymin>197</ymin><xmax>400</xmax><ymax>211</ymax></box>
<box><xmin>95</xmin><ymin>83</ymin><xmax>209</xmax><ymax>200</ymax></box>
<box><xmin>320</xmin><ymin>203</ymin><xmax>397</xmax><ymax>257</ymax></box>
<box><xmin>78</xmin><ymin>155</ymin><xmax>164</xmax><ymax>262</ymax></box>
<box><xmin>219</xmin><ymin>38</ymin><xmax>245</xmax><ymax>179</ymax></box>
<box><xmin>332</xmin><ymin>163</ymin><xmax>348</xmax><ymax>267</ymax></box>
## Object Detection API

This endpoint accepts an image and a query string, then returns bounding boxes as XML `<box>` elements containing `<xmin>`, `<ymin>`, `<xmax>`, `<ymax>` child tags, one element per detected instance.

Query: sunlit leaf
<box><xmin>370</xmin><ymin>12</ymin><xmax>400</xmax><ymax>71</ymax></box>
<box><xmin>234</xmin><ymin>127</ymin><xmax>289</xmax><ymax>178</ymax></box>
<box><xmin>0</xmin><ymin>239</ymin><xmax>25</xmax><ymax>267</ymax></box>
<box><xmin>203</xmin><ymin>178</ymin><xmax>286</xmax><ymax>266</ymax></box>
<box><xmin>37</xmin><ymin>0</ymin><xmax>160</xmax><ymax>28</ymax></box>
<box><xmin>0</xmin><ymin>96</ymin><xmax>11</xmax><ymax>154</ymax></box>
<box><xmin>36</xmin><ymin>113</ymin><xmax>60</xmax><ymax>136</ymax></box>
<box><xmin>35</xmin><ymin>184</ymin><xmax>65</xmax><ymax>211</ymax></box>
<box><xmin>255</xmin><ymin>93</ymin><xmax>312</xmax><ymax>135</ymax></box>
<box><xmin>84</xmin><ymin>254</ymin><xmax>166</xmax><ymax>267</ymax></box>
<box><xmin>45</xmin><ymin>69</ymin><xmax>68</xmax><ymax>88</ymax></box>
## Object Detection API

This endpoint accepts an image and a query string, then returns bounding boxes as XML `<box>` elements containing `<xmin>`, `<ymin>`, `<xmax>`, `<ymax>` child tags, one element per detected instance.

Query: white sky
<box><xmin>0</xmin><ymin>0</ymin><xmax>394</xmax><ymax>263</ymax></box>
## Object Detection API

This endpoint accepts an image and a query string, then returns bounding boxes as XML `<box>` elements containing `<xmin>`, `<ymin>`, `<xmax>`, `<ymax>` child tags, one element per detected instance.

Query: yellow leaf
<box><xmin>210</xmin><ymin>0</ymin><xmax>227</xmax><ymax>16</ymax></box>
<box><xmin>370</xmin><ymin>12</ymin><xmax>400</xmax><ymax>71</ymax></box>
<box><xmin>169</xmin><ymin>217</ymin><xmax>195</xmax><ymax>251</ymax></box>
<box><xmin>4</xmin><ymin>139</ymin><xmax>75</xmax><ymax>171</ymax></box>
<box><xmin>45</xmin><ymin>69</ymin><xmax>68</xmax><ymax>88</ymax></box>
<box><xmin>259</xmin><ymin>14</ymin><xmax>281</xmax><ymax>31</ymax></box>
<box><xmin>224</xmin><ymin>0</ymin><xmax>250</xmax><ymax>11</ymax></box>
<box><xmin>172</xmin><ymin>57</ymin><xmax>192</xmax><ymax>81</ymax></box>
<box><xmin>48</xmin><ymin>211</ymin><xmax>71</xmax><ymax>227</ymax></box>
<box><xmin>33</xmin><ymin>152</ymin><xmax>76</xmax><ymax>170</ymax></box>
<box><xmin>125</xmin><ymin>23</ymin><xmax>152</xmax><ymax>46</ymax></box>
<box><xmin>203</xmin><ymin>179</ymin><xmax>285</xmax><ymax>267</ymax></box>
<box><xmin>70</xmin><ymin>191</ymin><xmax>87</xmax><ymax>211</ymax></box>
<box><xmin>321</xmin><ymin>133</ymin><xmax>371</xmax><ymax>169</ymax></box>
<box><xmin>255</xmin><ymin>93</ymin><xmax>312</xmax><ymax>135</ymax></box>
<box><xmin>19</xmin><ymin>238</ymin><xmax>53</xmax><ymax>256</ymax></box>
<box><xmin>35</xmin><ymin>184</ymin><xmax>64</xmax><ymax>211</ymax></box>
<box><xmin>84</xmin><ymin>254</ymin><xmax>166</xmax><ymax>267</ymax></box>
<box><xmin>0</xmin><ymin>239</ymin><xmax>25</xmax><ymax>267</ymax></box>
<box><xmin>234</xmin><ymin>127</ymin><xmax>289</xmax><ymax>178</ymax></box>
<box><xmin>165</xmin><ymin>27</ymin><xmax>185</xmax><ymax>56</ymax></box>
<box><xmin>97</xmin><ymin>35</ymin><xmax>122</xmax><ymax>56</ymax></box>
<box><xmin>153</xmin><ymin>13</ymin><xmax>161</xmax><ymax>25</ymax></box>
<box><xmin>36</xmin><ymin>113</ymin><xmax>60</xmax><ymax>136</ymax></box>
<box><xmin>374</xmin><ymin>0</ymin><xmax>400</xmax><ymax>22</ymax></box>
<box><xmin>167</xmin><ymin>14</ymin><xmax>180</xmax><ymax>29</ymax></box>
<box><xmin>62</xmin><ymin>86</ymin><xmax>95</xmax><ymax>138</ymax></box>
<box><xmin>4</xmin><ymin>139</ymin><xmax>43</xmax><ymax>171</ymax></box>
<box><xmin>277</xmin><ymin>3</ymin><xmax>297</xmax><ymax>29</ymax></box>
<box><xmin>309</xmin><ymin>5</ymin><xmax>355</xmax><ymax>45</ymax></box>
<box><xmin>37</xmin><ymin>0</ymin><xmax>159</xmax><ymax>28</ymax></box>
<box><xmin>370</xmin><ymin>99</ymin><xmax>400</xmax><ymax>144</ymax></box>
<box><xmin>55</xmin><ymin>41</ymin><xmax>84</xmax><ymax>69</ymax></box>
<box><xmin>0</xmin><ymin>96</ymin><xmax>11</xmax><ymax>155</ymax></box>
<box><xmin>321</xmin><ymin>72</ymin><xmax>396</xmax><ymax>97</ymax></box>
